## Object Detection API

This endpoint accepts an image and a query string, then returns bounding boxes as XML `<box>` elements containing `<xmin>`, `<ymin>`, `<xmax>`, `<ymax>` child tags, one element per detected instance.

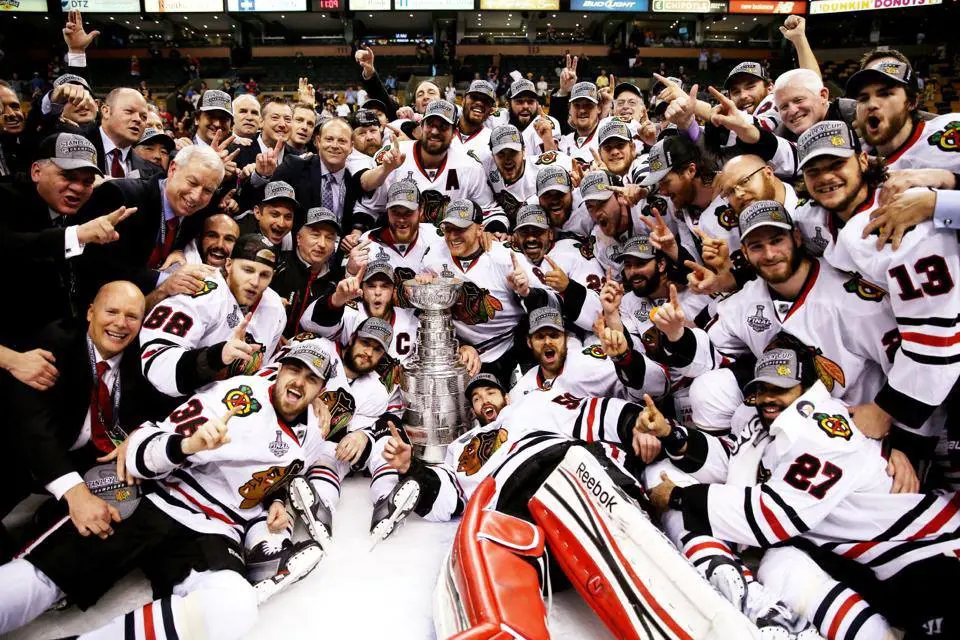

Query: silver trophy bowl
<box><xmin>400</xmin><ymin>276</ymin><xmax>473</xmax><ymax>464</ymax></box>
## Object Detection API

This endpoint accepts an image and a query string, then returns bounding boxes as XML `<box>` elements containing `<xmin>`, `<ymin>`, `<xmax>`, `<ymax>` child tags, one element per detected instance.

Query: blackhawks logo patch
<box><xmin>420</xmin><ymin>189</ymin><xmax>451</xmax><ymax>225</ymax></box>
<box><xmin>190</xmin><ymin>280</ymin><xmax>218</xmax><ymax>297</ymax></box>
<box><xmin>715</xmin><ymin>204</ymin><xmax>738</xmax><ymax>230</ymax></box>
<box><xmin>292</xmin><ymin>331</ymin><xmax>318</xmax><ymax>342</ymax></box>
<box><xmin>583</xmin><ymin>345</ymin><xmax>607</xmax><ymax>359</ymax></box>
<box><xmin>457</xmin><ymin>428</ymin><xmax>509</xmax><ymax>476</ymax></box>
<box><xmin>575</xmin><ymin>236</ymin><xmax>596</xmax><ymax>259</ymax></box>
<box><xmin>320</xmin><ymin>388</ymin><xmax>357</xmax><ymax>441</ymax></box>
<box><xmin>393</xmin><ymin>267</ymin><xmax>417</xmax><ymax>308</ymax></box>
<box><xmin>375</xmin><ymin>354</ymin><xmax>403</xmax><ymax>392</ymax></box>
<box><xmin>843</xmin><ymin>273</ymin><xmax>886</xmax><ymax>302</ymax></box>
<box><xmin>238</xmin><ymin>460</ymin><xmax>303</xmax><ymax>509</ymax></box>
<box><xmin>222</xmin><ymin>384</ymin><xmax>263</xmax><ymax>416</ymax></box>
<box><xmin>535</xmin><ymin>150</ymin><xmax>559</xmax><ymax>165</ymax></box>
<box><xmin>813</xmin><ymin>412</ymin><xmax>853</xmax><ymax>440</ymax></box>
<box><xmin>928</xmin><ymin>121</ymin><xmax>960</xmax><ymax>152</ymax></box>
<box><xmin>452</xmin><ymin>281</ymin><xmax>503</xmax><ymax>325</ymax></box>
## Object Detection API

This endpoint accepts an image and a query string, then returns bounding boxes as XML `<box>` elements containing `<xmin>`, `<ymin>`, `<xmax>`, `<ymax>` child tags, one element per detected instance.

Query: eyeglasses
<box><xmin>719</xmin><ymin>166</ymin><xmax>765</xmax><ymax>200</ymax></box>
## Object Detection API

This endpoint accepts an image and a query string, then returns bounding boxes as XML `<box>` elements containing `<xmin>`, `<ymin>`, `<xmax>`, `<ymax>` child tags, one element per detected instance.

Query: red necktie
<box><xmin>90</xmin><ymin>361</ymin><xmax>115</xmax><ymax>453</ymax></box>
<box><xmin>148</xmin><ymin>218</ymin><xmax>179</xmax><ymax>269</ymax></box>
<box><xmin>110</xmin><ymin>149</ymin><xmax>124</xmax><ymax>178</ymax></box>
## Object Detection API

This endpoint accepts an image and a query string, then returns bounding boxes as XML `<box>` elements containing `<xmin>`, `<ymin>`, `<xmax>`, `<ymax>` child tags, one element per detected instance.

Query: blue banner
<box><xmin>571</xmin><ymin>0</ymin><xmax>649</xmax><ymax>9</ymax></box>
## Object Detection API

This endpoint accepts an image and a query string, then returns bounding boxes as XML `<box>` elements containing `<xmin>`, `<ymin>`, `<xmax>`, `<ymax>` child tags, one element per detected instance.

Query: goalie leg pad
<box><xmin>527</xmin><ymin>445</ymin><xmax>763</xmax><ymax>640</ymax></box>
<box><xmin>434</xmin><ymin>476</ymin><xmax>550</xmax><ymax>640</ymax></box>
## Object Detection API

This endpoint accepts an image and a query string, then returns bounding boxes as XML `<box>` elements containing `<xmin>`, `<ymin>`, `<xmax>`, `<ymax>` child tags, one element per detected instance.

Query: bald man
<box><xmin>5</xmin><ymin>281</ymin><xmax>167</xmax><ymax>558</ymax></box>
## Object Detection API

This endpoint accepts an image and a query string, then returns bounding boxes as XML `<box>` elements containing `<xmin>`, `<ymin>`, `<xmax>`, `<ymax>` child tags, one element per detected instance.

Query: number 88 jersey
<box><xmin>140</xmin><ymin>270</ymin><xmax>287</xmax><ymax>398</ymax></box>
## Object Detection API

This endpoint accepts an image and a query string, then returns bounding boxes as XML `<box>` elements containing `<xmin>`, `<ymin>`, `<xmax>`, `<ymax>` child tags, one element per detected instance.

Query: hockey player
<box><xmin>559</xmin><ymin>82</ymin><xmax>602</xmax><ymax>165</ymax></box>
<box><xmin>531</xmin><ymin>163</ymin><xmax>594</xmax><ymax>238</ymax></box>
<box><xmin>487</xmin><ymin>124</ymin><xmax>572</xmax><ymax>225</ymax></box>
<box><xmin>795</xmin><ymin>121</ymin><xmax>960</xmax><ymax>436</ymax></box>
<box><xmin>140</xmin><ymin>234</ymin><xmax>286</xmax><ymax>398</ymax></box>
<box><xmin>485</xmin><ymin>77</ymin><xmax>562</xmax><ymax>156</ymax></box>
<box><xmin>237</xmin><ymin>180</ymin><xmax>299</xmax><ymax>250</ymax></box>
<box><xmin>421</xmin><ymin>199</ymin><xmax>557</xmax><ymax>386</ymax></box>
<box><xmin>0</xmin><ymin>342</ymin><xmax>334</xmax><ymax>637</ymax></box>
<box><xmin>646</xmin><ymin>346</ymin><xmax>960</xmax><ymax>639</ymax></box>
<box><xmin>451</xmin><ymin>79</ymin><xmax>496</xmax><ymax>166</ymax></box>
<box><xmin>650</xmin><ymin>200</ymin><xmax>900</xmax><ymax>437</ymax></box>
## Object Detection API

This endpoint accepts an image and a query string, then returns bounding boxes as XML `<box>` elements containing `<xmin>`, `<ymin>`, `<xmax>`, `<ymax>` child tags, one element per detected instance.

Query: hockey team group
<box><xmin>0</xmin><ymin>9</ymin><xmax>959</xmax><ymax>640</ymax></box>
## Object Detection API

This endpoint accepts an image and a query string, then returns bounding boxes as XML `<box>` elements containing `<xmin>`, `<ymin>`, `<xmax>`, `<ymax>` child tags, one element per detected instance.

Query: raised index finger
<box><xmin>221</xmin><ymin>404</ymin><xmax>242</xmax><ymax>425</ymax></box>
<box><xmin>669</xmin><ymin>283</ymin><xmax>679</xmax><ymax>307</ymax></box>
<box><xmin>107</xmin><ymin>206</ymin><xmax>137</xmax><ymax>225</ymax></box>
<box><xmin>388</xmin><ymin>421</ymin><xmax>401</xmax><ymax>440</ymax></box>
<box><xmin>544</xmin><ymin>255</ymin><xmax>561</xmax><ymax>271</ymax></box>
<box><xmin>274</xmin><ymin>137</ymin><xmax>284</xmax><ymax>155</ymax></box>
<box><xmin>511</xmin><ymin>253</ymin><xmax>519</xmax><ymax>269</ymax></box>
<box><xmin>643</xmin><ymin>393</ymin><xmax>657</xmax><ymax>412</ymax></box>
<box><xmin>356</xmin><ymin>263</ymin><xmax>366</xmax><ymax>283</ymax></box>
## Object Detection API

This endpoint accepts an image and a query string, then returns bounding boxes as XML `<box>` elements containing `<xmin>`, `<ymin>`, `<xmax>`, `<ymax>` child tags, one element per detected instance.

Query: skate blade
<box><xmin>254</xmin><ymin>546</ymin><xmax>325</xmax><ymax>605</ymax></box>
<box><xmin>369</xmin><ymin>483</ymin><xmax>421</xmax><ymax>551</ymax></box>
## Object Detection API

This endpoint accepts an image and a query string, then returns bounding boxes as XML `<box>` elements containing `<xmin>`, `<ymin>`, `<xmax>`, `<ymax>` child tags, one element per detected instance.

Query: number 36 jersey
<box><xmin>140</xmin><ymin>270</ymin><xmax>287</xmax><ymax>398</ymax></box>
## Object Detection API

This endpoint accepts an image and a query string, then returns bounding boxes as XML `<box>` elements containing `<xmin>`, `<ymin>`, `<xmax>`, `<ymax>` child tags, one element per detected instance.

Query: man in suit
<box><xmin>4</xmin><ymin>281</ymin><xmax>165</xmax><ymax>558</ymax></box>
<box><xmin>74</xmin><ymin>144</ymin><xmax>225</xmax><ymax>304</ymax></box>
<box><xmin>0</xmin><ymin>133</ymin><xmax>135</xmax><ymax>350</ymax></box>
<box><xmin>191</xmin><ymin>89</ymin><xmax>234</xmax><ymax>147</ymax></box>
<box><xmin>232</xmin><ymin>97</ymin><xmax>302</xmax><ymax>212</ymax></box>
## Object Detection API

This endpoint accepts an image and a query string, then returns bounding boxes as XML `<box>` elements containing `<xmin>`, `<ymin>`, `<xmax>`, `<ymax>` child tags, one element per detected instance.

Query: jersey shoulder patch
<box><xmin>714</xmin><ymin>203</ymin><xmax>738</xmax><ymax>231</ymax></box>
<box><xmin>927</xmin><ymin>120</ymin><xmax>960</xmax><ymax>152</ymax></box>
<box><xmin>222</xmin><ymin>384</ymin><xmax>263</xmax><ymax>417</ymax></box>
<box><xmin>582</xmin><ymin>345</ymin><xmax>607</xmax><ymax>359</ymax></box>
<box><xmin>535</xmin><ymin>150</ymin><xmax>559</xmax><ymax>165</ymax></box>
<box><xmin>842</xmin><ymin>272</ymin><xmax>886</xmax><ymax>303</ymax></box>
<box><xmin>190</xmin><ymin>279</ymin><xmax>218</xmax><ymax>297</ymax></box>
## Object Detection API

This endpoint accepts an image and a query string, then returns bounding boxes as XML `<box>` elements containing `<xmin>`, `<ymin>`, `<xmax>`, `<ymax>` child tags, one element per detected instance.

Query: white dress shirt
<box><xmin>100</xmin><ymin>127</ymin><xmax>133</xmax><ymax>177</ymax></box>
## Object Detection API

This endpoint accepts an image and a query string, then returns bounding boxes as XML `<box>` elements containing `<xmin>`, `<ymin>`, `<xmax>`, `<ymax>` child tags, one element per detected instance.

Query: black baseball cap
<box><xmin>231</xmin><ymin>234</ymin><xmax>278</xmax><ymax>268</ymax></box>
<box><xmin>465</xmin><ymin>372</ymin><xmax>505</xmax><ymax>398</ymax></box>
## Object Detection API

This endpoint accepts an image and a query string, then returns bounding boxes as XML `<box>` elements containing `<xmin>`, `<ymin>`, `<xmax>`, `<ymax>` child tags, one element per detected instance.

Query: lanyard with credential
<box><xmin>87</xmin><ymin>339</ymin><xmax>126</xmax><ymax>447</ymax></box>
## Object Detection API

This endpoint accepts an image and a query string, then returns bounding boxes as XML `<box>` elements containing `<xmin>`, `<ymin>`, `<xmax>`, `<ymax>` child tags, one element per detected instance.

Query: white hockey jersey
<box><xmin>357</xmin><ymin>226</ymin><xmax>443</xmax><ymax>288</ymax></box>
<box><xmin>698</xmin><ymin>183</ymin><xmax>800</xmax><ymax>259</ymax></box>
<box><xmin>880</xmin><ymin>113</ymin><xmax>960</xmax><ymax>172</ymax></box>
<box><xmin>679</xmin><ymin>258</ymin><xmax>897</xmax><ymax>408</ymax></box>
<box><xmin>451</xmin><ymin>126</ymin><xmax>492</xmax><ymax>169</ymax></box>
<box><xmin>140</xmin><ymin>270</ymin><xmax>287</xmax><ymax>398</ymax></box>
<box><xmin>484</xmin><ymin>110</ymin><xmax>562</xmax><ymax>157</ymax></box>
<box><xmin>126</xmin><ymin>375</ymin><xmax>326</xmax><ymax>543</ymax></box>
<box><xmin>560</xmin><ymin>125</ymin><xmax>600</xmax><ymax>165</ymax></box>
<box><xmin>423</xmin><ymin>241</ymin><xmax>554</xmax><ymax>361</ymax></box>
<box><xmin>682</xmin><ymin>382</ymin><xmax>960</xmax><ymax>581</ymax></box>
<box><xmin>488</xmin><ymin>150</ymin><xmax>573</xmax><ymax>225</ymax></box>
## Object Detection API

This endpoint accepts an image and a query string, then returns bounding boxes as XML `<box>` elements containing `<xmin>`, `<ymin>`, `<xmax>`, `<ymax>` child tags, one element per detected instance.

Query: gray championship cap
<box><xmin>796</xmin><ymin>120</ymin><xmax>858</xmax><ymax>170</ymax></box>
<box><xmin>261</xmin><ymin>180</ymin><xmax>299</xmax><ymax>208</ymax></box>
<box><xmin>580</xmin><ymin>170</ymin><xmax>614</xmax><ymax>202</ymax></box>
<box><xmin>846</xmin><ymin>58</ymin><xmax>915</xmax><ymax>98</ymax></box>
<box><xmin>570</xmin><ymin>82</ymin><xmax>599</xmax><ymax>104</ymax></box>
<box><xmin>137</xmin><ymin>127</ymin><xmax>175</xmax><ymax>150</ymax></box>
<box><xmin>510</xmin><ymin>79</ymin><xmax>538</xmax><ymax>100</ymax></box>
<box><xmin>598</xmin><ymin>119</ymin><xmax>632</xmax><ymax>146</ymax></box>
<box><xmin>304</xmin><ymin>206</ymin><xmax>341</xmax><ymax>233</ymax></box>
<box><xmin>724</xmin><ymin>62</ymin><xmax>768</xmax><ymax>89</ymax></box>
<box><xmin>490</xmin><ymin>124</ymin><xmax>524</xmax><ymax>155</ymax></box>
<box><xmin>364</xmin><ymin>259</ymin><xmax>395</xmax><ymax>283</ymax></box>
<box><xmin>528</xmin><ymin>306</ymin><xmax>565</xmax><ymax>335</ymax></box>
<box><xmin>280</xmin><ymin>342</ymin><xmax>335</xmax><ymax>379</ymax></box>
<box><xmin>466</xmin><ymin>79</ymin><xmax>497</xmax><ymax>103</ymax></box>
<box><xmin>614</xmin><ymin>235</ymin><xmax>656</xmax><ymax>262</ymax></box>
<box><xmin>198</xmin><ymin>90</ymin><xmax>233</xmax><ymax>117</ymax></box>
<box><xmin>441</xmin><ymin>199</ymin><xmax>482</xmax><ymax>228</ymax></box>
<box><xmin>386</xmin><ymin>179</ymin><xmax>420</xmax><ymax>211</ymax></box>
<box><xmin>738</xmin><ymin>200</ymin><xmax>794</xmax><ymax>240</ymax></box>
<box><xmin>356</xmin><ymin>316</ymin><xmax>393</xmax><ymax>350</ymax></box>
<box><xmin>536</xmin><ymin>165</ymin><xmax>572</xmax><ymax>196</ymax></box>
<box><xmin>744</xmin><ymin>348</ymin><xmax>803</xmax><ymax>394</ymax></box>
<box><xmin>465</xmin><ymin>372</ymin><xmax>505</xmax><ymax>397</ymax></box>
<box><xmin>423</xmin><ymin>99</ymin><xmax>456</xmax><ymax>125</ymax></box>
<box><xmin>352</xmin><ymin>108</ymin><xmax>381</xmax><ymax>129</ymax></box>
<box><xmin>53</xmin><ymin>72</ymin><xmax>92</xmax><ymax>95</ymax></box>
<box><xmin>640</xmin><ymin>136</ymin><xmax>697</xmax><ymax>187</ymax></box>
<box><xmin>515</xmin><ymin>204</ymin><xmax>551</xmax><ymax>230</ymax></box>
<box><xmin>38</xmin><ymin>132</ymin><xmax>101</xmax><ymax>174</ymax></box>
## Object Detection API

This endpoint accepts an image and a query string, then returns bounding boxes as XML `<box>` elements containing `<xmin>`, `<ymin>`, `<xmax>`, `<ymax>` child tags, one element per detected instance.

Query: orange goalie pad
<box><xmin>446</xmin><ymin>476</ymin><xmax>550</xmax><ymax>640</ymax></box>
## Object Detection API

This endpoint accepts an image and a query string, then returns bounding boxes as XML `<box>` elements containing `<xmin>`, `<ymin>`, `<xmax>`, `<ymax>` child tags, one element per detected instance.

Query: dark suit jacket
<box><xmin>80</xmin><ymin>125</ymin><xmax>162</xmax><ymax>180</ymax></box>
<box><xmin>231</xmin><ymin>138</ymin><xmax>304</xmax><ymax>213</ymax></box>
<box><xmin>267</xmin><ymin>154</ymin><xmax>370</xmax><ymax>232</ymax></box>
<box><xmin>8</xmin><ymin>320</ymin><xmax>170</xmax><ymax>491</ymax></box>
<box><xmin>0</xmin><ymin>180</ymin><xmax>83</xmax><ymax>348</ymax></box>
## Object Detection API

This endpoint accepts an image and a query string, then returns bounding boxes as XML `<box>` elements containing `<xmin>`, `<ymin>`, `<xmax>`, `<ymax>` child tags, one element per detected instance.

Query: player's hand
<box><xmin>346</xmin><ymin>238</ymin><xmax>372</xmax><ymax>275</ymax></box>
<box><xmin>640</xmin><ymin>203</ymin><xmax>678</xmax><ymax>261</ymax></box>
<box><xmin>707</xmin><ymin>86</ymin><xmax>759</xmax><ymax>144</ymax></box>
<box><xmin>878</xmin><ymin>169</ymin><xmax>953</xmax><ymax>207</ymax></box>
<box><xmin>636</xmin><ymin>393</ymin><xmax>672</xmax><ymax>438</ymax></box>
<box><xmin>255</xmin><ymin>137</ymin><xmax>284</xmax><ymax>178</ymax></box>
<box><xmin>458</xmin><ymin>345</ymin><xmax>481</xmax><ymax>377</ymax></box>
<box><xmin>340</xmin><ymin>228</ymin><xmax>363</xmax><ymax>253</ymax></box>
<box><xmin>182</xmin><ymin>406</ymin><xmax>237</xmax><ymax>455</ymax></box>
<box><xmin>355</xmin><ymin>45</ymin><xmax>376</xmax><ymax>79</ymax></box>
<box><xmin>210</xmin><ymin>131</ymin><xmax>241</xmax><ymax>171</ymax></box>
<box><xmin>96</xmin><ymin>438</ymin><xmax>138</xmax><ymax>487</ymax></box>
<box><xmin>335</xmin><ymin>431</ymin><xmax>368</xmax><ymax>465</ymax></box>
<box><xmin>651</xmin><ymin>284</ymin><xmax>686</xmax><ymax>342</ymax></box>
<box><xmin>267</xmin><ymin>500</ymin><xmax>292</xmax><ymax>533</ymax></box>
<box><xmin>652</xmin><ymin>73</ymin><xmax>685</xmax><ymax>104</ymax></box>
<box><xmin>160</xmin><ymin>264</ymin><xmax>216</xmax><ymax>297</ymax></box>
<box><xmin>312</xmin><ymin>396</ymin><xmax>332</xmax><ymax>439</ymax></box>
<box><xmin>685</xmin><ymin>260</ymin><xmax>735</xmax><ymax>296</ymax></box>
<box><xmin>849</xmin><ymin>402</ymin><xmax>892</xmax><ymax>440</ymax></box>
<box><xmin>51</xmin><ymin>83</ymin><xmax>88</xmax><ymax>107</ymax></box>
<box><xmin>569</xmin><ymin>159</ymin><xmax>585</xmax><ymax>189</ymax></box>
<box><xmin>558</xmin><ymin>54</ymin><xmax>579</xmax><ymax>96</ymax></box>
<box><xmin>380</xmin><ymin>146</ymin><xmax>406</xmax><ymax>173</ymax></box>
<box><xmin>588</xmin><ymin>148</ymin><xmax>608</xmax><ymax>173</ymax></box>
<box><xmin>862</xmin><ymin>188</ymin><xmax>937</xmax><ymax>250</ymax></box>
<box><xmin>6</xmin><ymin>348</ymin><xmax>59</xmax><ymax>391</ymax></box>
<box><xmin>396</xmin><ymin>106</ymin><xmax>416</xmax><ymax>120</ymax></box>
<box><xmin>606</xmin><ymin>183</ymin><xmax>648</xmax><ymax>206</ymax></box>
<box><xmin>298</xmin><ymin>77</ymin><xmax>316</xmax><ymax>107</ymax></box>
<box><xmin>598</xmin><ymin>74</ymin><xmax>614</xmax><ymax>117</ymax></box>
<box><xmin>175</xmin><ymin>137</ymin><xmax>194</xmax><ymax>151</ymax></box>
<box><xmin>633</xmin><ymin>433</ymin><xmax>662</xmax><ymax>464</ymax></box>
<box><xmin>533</xmin><ymin>116</ymin><xmax>555</xmax><ymax>143</ymax></box>
<box><xmin>886</xmin><ymin>449</ymin><xmax>920</xmax><ymax>494</ymax></box>
<box><xmin>599</xmin><ymin>266</ymin><xmax>624</xmax><ymax>315</ymax></box>
<box><xmin>63</xmin><ymin>9</ymin><xmax>99</xmax><ymax>53</ymax></box>
<box><xmin>413</xmin><ymin>271</ymin><xmax>437</xmax><ymax>285</ymax></box>
<box><xmin>694</xmin><ymin>227</ymin><xmax>730</xmax><ymax>271</ymax></box>
<box><xmin>648</xmin><ymin>471</ymin><xmax>678</xmax><ymax>513</ymax></box>
<box><xmin>638</xmin><ymin>120</ymin><xmax>659</xmax><ymax>147</ymax></box>
<box><xmin>232</xmin><ymin>136</ymin><xmax>254</xmax><ymax>147</ymax></box>
<box><xmin>159</xmin><ymin>250</ymin><xmax>187</xmax><ymax>271</ymax></box>
<box><xmin>64</xmin><ymin>483</ymin><xmax>120</xmax><ymax>539</ymax></box>
<box><xmin>76</xmin><ymin>206</ymin><xmax>137</xmax><ymax>246</ymax></box>
<box><xmin>218</xmin><ymin>188</ymin><xmax>239</xmax><ymax>216</ymax></box>
<box><xmin>594</xmin><ymin>315</ymin><xmax>628</xmax><ymax>358</ymax></box>
<box><xmin>506</xmin><ymin>253</ymin><xmax>531</xmax><ymax>298</ymax></box>
<box><xmin>542</xmin><ymin>255</ymin><xmax>570</xmax><ymax>293</ymax></box>
<box><xmin>779</xmin><ymin>15</ymin><xmax>807</xmax><ymax>44</ymax></box>
<box><xmin>664</xmin><ymin>83</ymin><xmax>699</xmax><ymax>129</ymax></box>
<box><xmin>332</xmin><ymin>265</ymin><xmax>365</xmax><ymax>307</ymax></box>
<box><xmin>222</xmin><ymin>312</ymin><xmax>258</xmax><ymax>367</ymax></box>
<box><xmin>382</xmin><ymin>421</ymin><xmax>412</xmax><ymax>474</ymax></box>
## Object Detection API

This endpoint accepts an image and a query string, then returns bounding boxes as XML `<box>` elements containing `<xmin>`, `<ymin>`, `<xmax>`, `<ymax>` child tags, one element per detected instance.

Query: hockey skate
<box><xmin>746</xmin><ymin>581</ymin><xmax>824</xmax><ymax>640</ymax></box>
<box><xmin>288</xmin><ymin>476</ymin><xmax>334</xmax><ymax>551</ymax></box>
<box><xmin>246</xmin><ymin>537</ymin><xmax>325</xmax><ymax>604</ymax></box>
<box><xmin>370</xmin><ymin>477</ymin><xmax>421</xmax><ymax>547</ymax></box>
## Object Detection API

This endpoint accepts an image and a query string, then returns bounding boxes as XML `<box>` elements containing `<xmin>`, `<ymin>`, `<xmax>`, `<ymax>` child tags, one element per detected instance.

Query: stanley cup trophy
<box><xmin>400</xmin><ymin>274</ymin><xmax>473</xmax><ymax>464</ymax></box>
